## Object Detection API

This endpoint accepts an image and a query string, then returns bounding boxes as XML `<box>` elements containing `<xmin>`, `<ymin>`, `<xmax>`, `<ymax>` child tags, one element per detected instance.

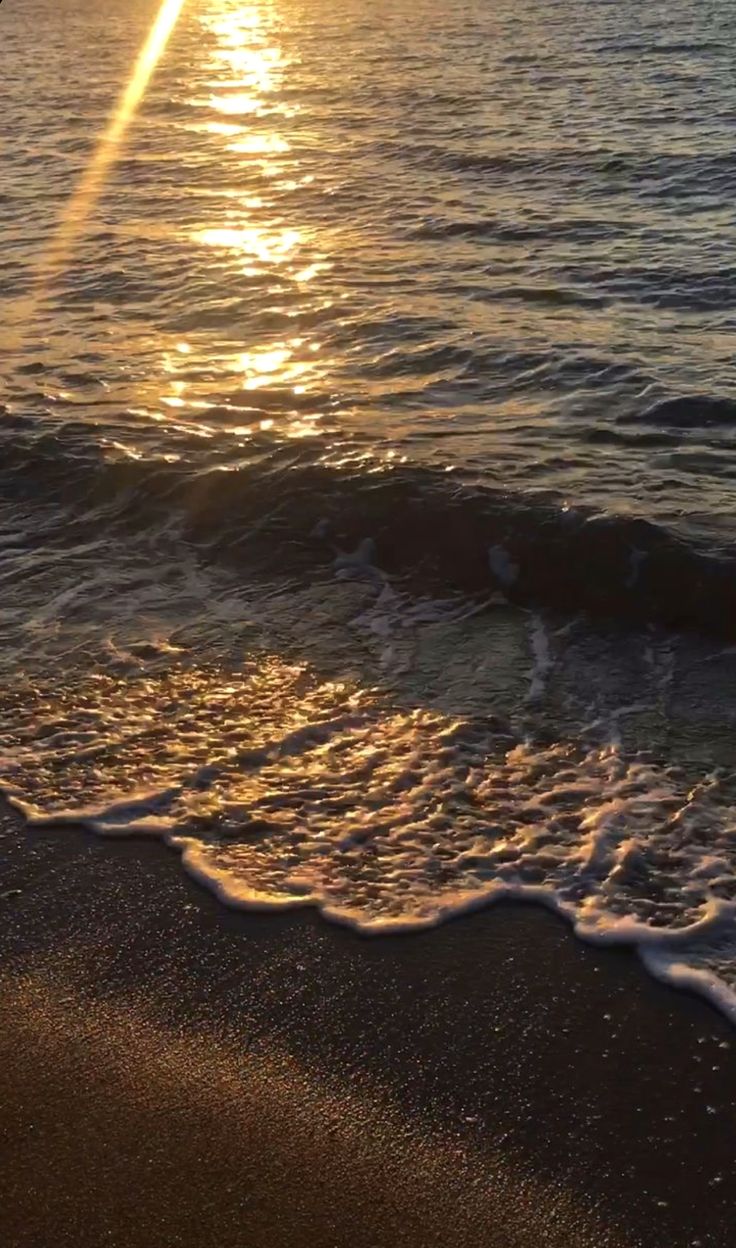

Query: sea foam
<box><xmin>3</xmin><ymin>577</ymin><xmax>736</xmax><ymax>1024</ymax></box>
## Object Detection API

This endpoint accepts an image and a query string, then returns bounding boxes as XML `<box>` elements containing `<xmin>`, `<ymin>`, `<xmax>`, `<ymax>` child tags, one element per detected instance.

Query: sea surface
<box><xmin>3</xmin><ymin>0</ymin><xmax>736</xmax><ymax>1015</ymax></box>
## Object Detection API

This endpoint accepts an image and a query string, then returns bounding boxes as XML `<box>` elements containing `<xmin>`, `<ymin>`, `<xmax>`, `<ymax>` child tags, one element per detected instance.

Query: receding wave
<box><xmin>2</xmin><ymin>542</ymin><xmax>736</xmax><ymax>1024</ymax></box>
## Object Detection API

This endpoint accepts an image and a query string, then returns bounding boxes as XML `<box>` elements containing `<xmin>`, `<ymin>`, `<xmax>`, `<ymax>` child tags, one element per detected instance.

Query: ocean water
<box><xmin>3</xmin><ymin>0</ymin><xmax>736</xmax><ymax>1016</ymax></box>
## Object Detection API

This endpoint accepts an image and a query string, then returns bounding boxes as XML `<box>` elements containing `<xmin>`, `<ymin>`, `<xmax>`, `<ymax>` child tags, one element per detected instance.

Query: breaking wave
<box><xmin>0</xmin><ymin>415</ymin><xmax>735</xmax><ymax>636</ymax></box>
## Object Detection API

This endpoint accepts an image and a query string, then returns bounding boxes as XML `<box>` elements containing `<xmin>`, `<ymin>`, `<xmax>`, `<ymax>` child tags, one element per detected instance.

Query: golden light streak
<box><xmin>37</xmin><ymin>0</ymin><xmax>186</xmax><ymax>293</ymax></box>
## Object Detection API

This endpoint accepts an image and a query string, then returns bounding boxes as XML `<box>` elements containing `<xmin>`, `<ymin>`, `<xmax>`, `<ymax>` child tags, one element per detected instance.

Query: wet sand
<box><xmin>0</xmin><ymin>807</ymin><xmax>734</xmax><ymax>1248</ymax></box>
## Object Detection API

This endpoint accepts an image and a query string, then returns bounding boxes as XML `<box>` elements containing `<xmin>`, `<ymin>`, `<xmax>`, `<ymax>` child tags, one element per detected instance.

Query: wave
<box><xmin>1</xmin><ymin>414</ymin><xmax>735</xmax><ymax>637</ymax></box>
<box><xmin>563</xmin><ymin>263</ymin><xmax>736</xmax><ymax>313</ymax></box>
<box><xmin>6</xmin><ymin>645</ymin><xmax>736</xmax><ymax>1024</ymax></box>
<box><xmin>396</xmin><ymin>143</ymin><xmax>736</xmax><ymax>204</ymax></box>
<box><xmin>620</xmin><ymin>394</ymin><xmax>736</xmax><ymax>428</ymax></box>
<box><xmin>406</xmin><ymin>215</ymin><xmax>622</xmax><ymax>246</ymax></box>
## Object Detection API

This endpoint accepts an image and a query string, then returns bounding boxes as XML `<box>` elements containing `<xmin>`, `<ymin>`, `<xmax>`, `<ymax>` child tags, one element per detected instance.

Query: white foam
<box><xmin>525</xmin><ymin>613</ymin><xmax>553</xmax><ymax>703</ymax></box>
<box><xmin>0</xmin><ymin>527</ymin><xmax>735</xmax><ymax>1025</ymax></box>
<box><xmin>4</xmin><ymin>640</ymin><xmax>736</xmax><ymax>1022</ymax></box>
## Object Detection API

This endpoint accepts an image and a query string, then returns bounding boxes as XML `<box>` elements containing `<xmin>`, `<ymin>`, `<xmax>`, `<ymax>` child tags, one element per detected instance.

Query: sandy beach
<box><xmin>4</xmin><ymin>0</ymin><xmax>736</xmax><ymax>1244</ymax></box>
<box><xmin>1</xmin><ymin>806</ymin><xmax>734</xmax><ymax>1248</ymax></box>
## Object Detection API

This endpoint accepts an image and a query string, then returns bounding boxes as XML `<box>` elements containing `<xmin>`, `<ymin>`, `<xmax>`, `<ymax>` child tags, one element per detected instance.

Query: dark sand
<box><xmin>0</xmin><ymin>806</ymin><xmax>734</xmax><ymax>1248</ymax></box>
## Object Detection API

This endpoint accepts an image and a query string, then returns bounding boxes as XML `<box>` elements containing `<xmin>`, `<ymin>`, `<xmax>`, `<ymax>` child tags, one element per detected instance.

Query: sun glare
<box><xmin>36</xmin><ymin>0</ymin><xmax>187</xmax><ymax>292</ymax></box>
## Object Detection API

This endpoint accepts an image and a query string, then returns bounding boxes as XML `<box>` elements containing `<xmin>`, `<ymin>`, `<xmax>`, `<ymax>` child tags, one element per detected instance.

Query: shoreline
<box><xmin>13</xmin><ymin>783</ymin><xmax>736</xmax><ymax>1029</ymax></box>
<box><xmin>2</xmin><ymin>809</ymin><xmax>736</xmax><ymax>1246</ymax></box>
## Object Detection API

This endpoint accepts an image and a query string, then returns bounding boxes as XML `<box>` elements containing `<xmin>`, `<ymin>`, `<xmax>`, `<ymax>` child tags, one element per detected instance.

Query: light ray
<box><xmin>36</xmin><ymin>0</ymin><xmax>186</xmax><ymax>294</ymax></box>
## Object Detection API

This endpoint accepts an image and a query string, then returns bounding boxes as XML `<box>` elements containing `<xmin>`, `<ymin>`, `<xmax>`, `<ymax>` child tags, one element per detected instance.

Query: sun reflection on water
<box><xmin>195</xmin><ymin>224</ymin><xmax>302</xmax><ymax>264</ymax></box>
<box><xmin>169</xmin><ymin>0</ymin><xmax>330</xmax><ymax>430</ymax></box>
<box><xmin>15</xmin><ymin>0</ymin><xmax>338</xmax><ymax>453</ymax></box>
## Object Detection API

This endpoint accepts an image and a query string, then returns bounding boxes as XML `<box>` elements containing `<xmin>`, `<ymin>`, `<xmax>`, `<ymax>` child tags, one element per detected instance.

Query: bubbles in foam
<box><xmin>1</xmin><ymin>516</ymin><xmax>736</xmax><ymax>1022</ymax></box>
<box><xmin>3</xmin><ymin>623</ymin><xmax>736</xmax><ymax>1022</ymax></box>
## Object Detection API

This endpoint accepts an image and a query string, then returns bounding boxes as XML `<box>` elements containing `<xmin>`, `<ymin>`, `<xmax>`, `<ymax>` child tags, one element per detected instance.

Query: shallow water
<box><xmin>2</xmin><ymin>0</ymin><xmax>736</xmax><ymax>1017</ymax></box>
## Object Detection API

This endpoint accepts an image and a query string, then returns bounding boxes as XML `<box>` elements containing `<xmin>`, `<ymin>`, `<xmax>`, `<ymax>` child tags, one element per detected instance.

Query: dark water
<box><xmin>2</xmin><ymin>0</ymin><xmax>736</xmax><ymax>1015</ymax></box>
